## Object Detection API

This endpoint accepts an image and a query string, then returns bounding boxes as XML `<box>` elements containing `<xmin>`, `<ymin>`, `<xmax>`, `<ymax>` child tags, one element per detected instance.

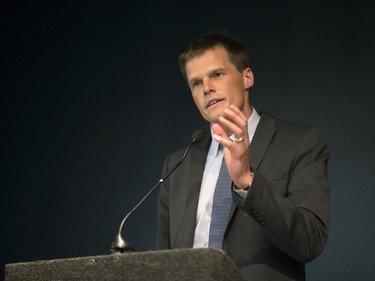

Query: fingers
<box><xmin>229</xmin><ymin>104</ymin><xmax>248</xmax><ymax>123</ymax></box>
<box><xmin>218</xmin><ymin>115</ymin><xmax>245</xmax><ymax>140</ymax></box>
<box><xmin>212</xmin><ymin>105</ymin><xmax>252</xmax><ymax>188</ymax></box>
<box><xmin>212</xmin><ymin>129</ymin><xmax>233</xmax><ymax>147</ymax></box>
<box><xmin>213</xmin><ymin>105</ymin><xmax>248</xmax><ymax>140</ymax></box>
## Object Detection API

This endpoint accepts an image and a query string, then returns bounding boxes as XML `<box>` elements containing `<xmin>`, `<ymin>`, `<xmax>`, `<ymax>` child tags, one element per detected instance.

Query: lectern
<box><xmin>4</xmin><ymin>248</ymin><xmax>246</xmax><ymax>281</ymax></box>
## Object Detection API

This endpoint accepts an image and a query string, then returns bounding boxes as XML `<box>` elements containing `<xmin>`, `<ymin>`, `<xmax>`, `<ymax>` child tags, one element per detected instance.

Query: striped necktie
<box><xmin>208</xmin><ymin>157</ymin><xmax>232</xmax><ymax>248</ymax></box>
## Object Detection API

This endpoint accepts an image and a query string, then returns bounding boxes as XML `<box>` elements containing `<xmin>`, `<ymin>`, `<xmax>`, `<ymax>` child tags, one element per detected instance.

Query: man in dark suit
<box><xmin>157</xmin><ymin>32</ymin><xmax>329</xmax><ymax>281</ymax></box>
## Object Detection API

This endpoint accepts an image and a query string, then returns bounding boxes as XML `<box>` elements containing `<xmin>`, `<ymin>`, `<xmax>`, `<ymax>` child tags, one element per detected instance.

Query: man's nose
<box><xmin>203</xmin><ymin>78</ymin><xmax>215</xmax><ymax>95</ymax></box>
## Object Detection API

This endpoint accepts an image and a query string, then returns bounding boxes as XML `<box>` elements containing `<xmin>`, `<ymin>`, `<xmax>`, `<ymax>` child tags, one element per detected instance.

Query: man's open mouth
<box><xmin>207</xmin><ymin>98</ymin><xmax>224</xmax><ymax>108</ymax></box>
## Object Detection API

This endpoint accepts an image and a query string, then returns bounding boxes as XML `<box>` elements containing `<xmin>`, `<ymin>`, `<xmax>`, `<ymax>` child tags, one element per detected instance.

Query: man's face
<box><xmin>185</xmin><ymin>46</ymin><xmax>254</xmax><ymax>125</ymax></box>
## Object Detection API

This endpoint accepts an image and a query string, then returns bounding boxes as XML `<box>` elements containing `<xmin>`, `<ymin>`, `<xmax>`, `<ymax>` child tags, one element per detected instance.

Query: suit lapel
<box><xmin>249</xmin><ymin>112</ymin><xmax>276</xmax><ymax>169</ymax></box>
<box><xmin>171</xmin><ymin>135</ymin><xmax>210</xmax><ymax>248</ymax></box>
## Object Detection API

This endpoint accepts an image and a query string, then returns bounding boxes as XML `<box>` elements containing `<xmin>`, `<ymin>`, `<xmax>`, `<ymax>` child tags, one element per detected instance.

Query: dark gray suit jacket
<box><xmin>157</xmin><ymin>112</ymin><xmax>329</xmax><ymax>281</ymax></box>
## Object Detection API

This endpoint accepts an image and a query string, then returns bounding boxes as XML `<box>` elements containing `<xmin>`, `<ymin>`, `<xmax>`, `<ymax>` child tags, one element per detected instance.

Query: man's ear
<box><xmin>243</xmin><ymin>67</ymin><xmax>254</xmax><ymax>89</ymax></box>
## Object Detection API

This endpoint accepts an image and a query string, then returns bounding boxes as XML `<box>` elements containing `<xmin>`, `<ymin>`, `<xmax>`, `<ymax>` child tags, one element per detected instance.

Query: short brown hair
<box><xmin>178</xmin><ymin>31</ymin><xmax>250</xmax><ymax>81</ymax></box>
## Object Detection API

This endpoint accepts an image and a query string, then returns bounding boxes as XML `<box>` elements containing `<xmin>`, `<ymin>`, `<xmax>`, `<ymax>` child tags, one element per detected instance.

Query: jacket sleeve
<box><xmin>239</xmin><ymin>127</ymin><xmax>330</xmax><ymax>263</ymax></box>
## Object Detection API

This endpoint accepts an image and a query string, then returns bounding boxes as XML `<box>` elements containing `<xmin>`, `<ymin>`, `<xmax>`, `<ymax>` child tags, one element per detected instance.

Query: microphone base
<box><xmin>111</xmin><ymin>245</ymin><xmax>135</xmax><ymax>254</ymax></box>
<box><xmin>111</xmin><ymin>235</ymin><xmax>135</xmax><ymax>253</ymax></box>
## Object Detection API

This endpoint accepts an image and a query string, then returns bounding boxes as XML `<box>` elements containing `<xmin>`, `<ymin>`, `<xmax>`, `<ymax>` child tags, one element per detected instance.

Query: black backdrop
<box><xmin>2</xmin><ymin>1</ymin><xmax>375</xmax><ymax>280</ymax></box>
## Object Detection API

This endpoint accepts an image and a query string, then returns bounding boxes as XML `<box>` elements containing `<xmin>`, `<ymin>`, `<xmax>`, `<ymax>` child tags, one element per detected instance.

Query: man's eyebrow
<box><xmin>210</xmin><ymin>67</ymin><xmax>226</xmax><ymax>73</ymax></box>
<box><xmin>188</xmin><ymin>67</ymin><xmax>227</xmax><ymax>86</ymax></box>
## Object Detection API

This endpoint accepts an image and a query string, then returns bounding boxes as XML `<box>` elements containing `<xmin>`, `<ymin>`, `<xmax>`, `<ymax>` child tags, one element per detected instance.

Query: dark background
<box><xmin>2</xmin><ymin>1</ymin><xmax>375</xmax><ymax>280</ymax></box>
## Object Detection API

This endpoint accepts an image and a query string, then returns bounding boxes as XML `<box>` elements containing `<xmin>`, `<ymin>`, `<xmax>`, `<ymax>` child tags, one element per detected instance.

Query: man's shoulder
<box><xmin>260</xmin><ymin>111</ymin><xmax>321</xmax><ymax>133</ymax></box>
<box><xmin>258</xmin><ymin>111</ymin><xmax>327</xmax><ymax>146</ymax></box>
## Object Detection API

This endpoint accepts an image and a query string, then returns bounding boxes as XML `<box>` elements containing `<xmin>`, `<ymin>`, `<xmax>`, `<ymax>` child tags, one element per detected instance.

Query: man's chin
<box><xmin>203</xmin><ymin>109</ymin><xmax>225</xmax><ymax>123</ymax></box>
<box><xmin>205</xmin><ymin>115</ymin><xmax>221</xmax><ymax>125</ymax></box>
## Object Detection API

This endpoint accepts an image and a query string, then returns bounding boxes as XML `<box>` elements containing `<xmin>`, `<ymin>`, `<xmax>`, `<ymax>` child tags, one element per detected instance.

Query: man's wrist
<box><xmin>234</xmin><ymin>168</ymin><xmax>254</xmax><ymax>190</ymax></box>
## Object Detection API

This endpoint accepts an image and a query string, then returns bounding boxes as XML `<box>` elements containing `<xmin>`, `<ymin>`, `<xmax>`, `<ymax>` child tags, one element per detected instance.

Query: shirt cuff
<box><xmin>232</xmin><ymin>184</ymin><xmax>248</xmax><ymax>201</ymax></box>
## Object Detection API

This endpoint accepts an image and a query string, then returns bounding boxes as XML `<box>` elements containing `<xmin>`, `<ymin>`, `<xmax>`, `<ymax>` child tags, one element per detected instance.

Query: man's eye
<box><xmin>213</xmin><ymin>72</ymin><xmax>224</xmax><ymax>78</ymax></box>
<box><xmin>192</xmin><ymin>80</ymin><xmax>202</xmax><ymax>88</ymax></box>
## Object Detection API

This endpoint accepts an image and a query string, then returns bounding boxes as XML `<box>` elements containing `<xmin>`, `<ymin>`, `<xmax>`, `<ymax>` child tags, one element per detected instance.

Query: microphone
<box><xmin>111</xmin><ymin>129</ymin><xmax>205</xmax><ymax>253</ymax></box>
